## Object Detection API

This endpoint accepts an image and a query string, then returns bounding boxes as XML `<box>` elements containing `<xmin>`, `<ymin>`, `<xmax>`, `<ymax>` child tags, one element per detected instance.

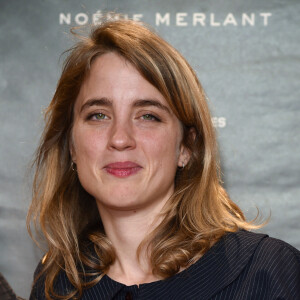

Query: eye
<box><xmin>88</xmin><ymin>113</ymin><xmax>108</xmax><ymax>120</ymax></box>
<box><xmin>95</xmin><ymin>113</ymin><xmax>106</xmax><ymax>120</ymax></box>
<box><xmin>141</xmin><ymin>114</ymin><xmax>160</xmax><ymax>121</ymax></box>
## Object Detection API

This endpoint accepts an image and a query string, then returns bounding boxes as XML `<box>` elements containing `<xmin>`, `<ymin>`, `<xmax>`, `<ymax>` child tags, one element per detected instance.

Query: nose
<box><xmin>107</xmin><ymin>120</ymin><xmax>136</xmax><ymax>151</ymax></box>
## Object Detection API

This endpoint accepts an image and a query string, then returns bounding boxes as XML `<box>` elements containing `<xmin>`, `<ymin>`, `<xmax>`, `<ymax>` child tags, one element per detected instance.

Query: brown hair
<box><xmin>28</xmin><ymin>18</ymin><xmax>261</xmax><ymax>299</ymax></box>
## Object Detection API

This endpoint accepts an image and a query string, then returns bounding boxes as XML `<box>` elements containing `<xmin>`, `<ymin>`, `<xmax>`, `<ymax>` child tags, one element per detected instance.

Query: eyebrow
<box><xmin>80</xmin><ymin>98</ymin><xmax>112</xmax><ymax>113</ymax></box>
<box><xmin>133</xmin><ymin>99</ymin><xmax>171</xmax><ymax>114</ymax></box>
<box><xmin>80</xmin><ymin>98</ymin><xmax>171</xmax><ymax>114</ymax></box>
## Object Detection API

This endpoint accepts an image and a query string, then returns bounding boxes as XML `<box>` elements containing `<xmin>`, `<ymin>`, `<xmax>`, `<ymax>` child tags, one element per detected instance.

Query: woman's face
<box><xmin>71</xmin><ymin>52</ymin><xmax>188</xmax><ymax>212</ymax></box>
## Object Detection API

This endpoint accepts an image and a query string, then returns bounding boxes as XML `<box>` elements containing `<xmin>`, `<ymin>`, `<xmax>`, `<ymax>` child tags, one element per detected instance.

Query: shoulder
<box><xmin>228</xmin><ymin>230</ymin><xmax>300</xmax><ymax>269</ymax></box>
<box><xmin>253</xmin><ymin>232</ymin><xmax>300</xmax><ymax>261</ymax></box>
<box><xmin>212</xmin><ymin>230</ymin><xmax>300</xmax><ymax>299</ymax></box>
<box><xmin>248</xmin><ymin>233</ymin><xmax>300</xmax><ymax>287</ymax></box>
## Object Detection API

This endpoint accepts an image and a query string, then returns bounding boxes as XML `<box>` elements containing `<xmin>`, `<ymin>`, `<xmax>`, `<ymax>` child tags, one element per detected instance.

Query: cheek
<box><xmin>139</xmin><ymin>128</ymin><xmax>181</xmax><ymax>165</ymax></box>
<box><xmin>73</xmin><ymin>127</ymin><xmax>105</xmax><ymax>163</ymax></box>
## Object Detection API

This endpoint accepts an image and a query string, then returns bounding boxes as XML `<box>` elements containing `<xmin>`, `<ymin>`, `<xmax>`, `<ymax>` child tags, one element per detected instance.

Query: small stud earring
<box><xmin>71</xmin><ymin>161</ymin><xmax>77</xmax><ymax>171</ymax></box>
<box><xmin>182</xmin><ymin>162</ymin><xmax>185</xmax><ymax>168</ymax></box>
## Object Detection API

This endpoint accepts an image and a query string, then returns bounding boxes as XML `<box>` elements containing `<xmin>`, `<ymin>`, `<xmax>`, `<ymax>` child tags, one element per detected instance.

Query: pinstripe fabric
<box><xmin>30</xmin><ymin>231</ymin><xmax>300</xmax><ymax>299</ymax></box>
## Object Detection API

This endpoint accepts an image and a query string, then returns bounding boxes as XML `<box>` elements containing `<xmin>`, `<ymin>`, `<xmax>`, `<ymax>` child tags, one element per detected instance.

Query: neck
<box><xmin>96</xmin><ymin>199</ymin><xmax>168</xmax><ymax>285</ymax></box>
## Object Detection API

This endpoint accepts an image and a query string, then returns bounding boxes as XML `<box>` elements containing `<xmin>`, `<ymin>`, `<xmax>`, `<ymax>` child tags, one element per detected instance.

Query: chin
<box><xmin>94</xmin><ymin>190</ymin><xmax>143</xmax><ymax>209</ymax></box>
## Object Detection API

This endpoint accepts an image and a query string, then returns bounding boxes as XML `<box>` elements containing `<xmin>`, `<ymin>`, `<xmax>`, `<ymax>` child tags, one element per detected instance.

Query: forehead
<box><xmin>74</xmin><ymin>52</ymin><xmax>171</xmax><ymax>112</ymax></box>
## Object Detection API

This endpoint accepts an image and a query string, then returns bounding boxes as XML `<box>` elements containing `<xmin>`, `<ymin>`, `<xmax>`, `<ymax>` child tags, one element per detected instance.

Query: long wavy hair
<box><xmin>28</xmin><ymin>19</ymin><xmax>261</xmax><ymax>299</ymax></box>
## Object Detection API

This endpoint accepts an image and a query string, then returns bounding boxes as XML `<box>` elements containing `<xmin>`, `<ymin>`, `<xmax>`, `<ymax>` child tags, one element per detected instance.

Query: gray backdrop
<box><xmin>0</xmin><ymin>0</ymin><xmax>299</xmax><ymax>298</ymax></box>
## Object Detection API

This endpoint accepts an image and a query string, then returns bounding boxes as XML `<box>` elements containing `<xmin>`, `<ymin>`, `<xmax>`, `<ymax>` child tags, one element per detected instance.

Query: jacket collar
<box><xmin>90</xmin><ymin>230</ymin><xmax>268</xmax><ymax>299</ymax></box>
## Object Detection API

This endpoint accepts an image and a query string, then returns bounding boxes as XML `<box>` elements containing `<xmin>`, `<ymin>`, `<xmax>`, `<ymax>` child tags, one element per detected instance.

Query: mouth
<box><xmin>104</xmin><ymin>161</ymin><xmax>142</xmax><ymax>178</ymax></box>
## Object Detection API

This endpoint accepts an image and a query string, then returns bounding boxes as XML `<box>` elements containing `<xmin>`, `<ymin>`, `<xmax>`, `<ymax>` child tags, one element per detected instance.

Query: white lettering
<box><xmin>210</xmin><ymin>13</ymin><xmax>220</xmax><ymax>27</ymax></box>
<box><xmin>132</xmin><ymin>14</ymin><xmax>143</xmax><ymax>21</ymax></box>
<box><xmin>211</xmin><ymin>117</ymin><xmax>226</xmax><ymax>128</ymax></box>
<box><xmin>193</xmin><ymin>13</ymin><xmax>206</xmax><ymax>26</ymax></box>
<box><xmin>223</xmin><ymin>13</ymin><xmax>237</xmax><ymax>26</ymax></box>
<box><xmin>59</xmin><ymin>11</ymin><xmax>273</xmax><ymax>28</ymax></box>
<box><xmin>156</xmin><ymin>13</ymin><xmax>170</xmax><ymax>26</ymax></box>
<box><xmin>92</xmin><ymin>10</ymin><xmax>102</xmax><ymax>25</ymax></box>
<box><xmin>59</xmin><ymin>13</ymin><xmax>71</xmax><ymax>25</ymax></box>
<box><xmin>106</xmin><ymin>13</ymin><xmax>128</xmax><ymax>21</ymax></box>
<box><xmin>106</xmin><ymin>13</ymin><xmax>119</xmax><ymax>20</ymax></box>
<box><xmin>176</xmin><ymin>12</ymin><xmax>188</xmax><ymax>26</ymax></box>
<box><xmin>242</xmin><ymin>13</ymin><xmax>255</xmax><ymax>26</ymax></box>
<box><xmin>75</xmin><ymin>13</ymin><xmax>88</xmax><ymax>25</ymax></box>
<box><xmin>219</xmin><ymin>117</ymin><xmax>226</xmax><ymax>128</ymax></box>
<box><xmin>211</xmin><ymin>117</ymin><xmax>218</xmax><ymax>127</ymax></box>
<box><xmin>260</xmin><ymin>12</ymin><xmax>272</xmax><ymax>26</ymax></box>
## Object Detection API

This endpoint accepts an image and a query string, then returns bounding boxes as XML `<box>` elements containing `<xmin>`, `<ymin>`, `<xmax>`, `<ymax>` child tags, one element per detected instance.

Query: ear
<box><xmin>69</xmin><ymin>135</ymin><xmax>77</xmax><ymax>163</ymax></box>
<box><xmin>177</xmin><ymin>127</ymin><xmax>195</xmax><ymax>168</ymax></box>
<box><xmin>178</xmin><ymin>144</ymin><xmax>190</xmax><ymax>168</ymax></box>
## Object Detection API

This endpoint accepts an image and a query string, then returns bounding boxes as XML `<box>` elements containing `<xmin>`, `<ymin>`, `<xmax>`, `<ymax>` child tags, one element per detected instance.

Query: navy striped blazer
<box><xmin>30</xmin><ymin>230</ymin><xmax>300</xmax><ymax>299</ymax></box>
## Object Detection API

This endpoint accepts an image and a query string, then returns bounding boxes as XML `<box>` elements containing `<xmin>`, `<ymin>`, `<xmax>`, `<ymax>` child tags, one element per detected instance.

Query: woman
<box><xmin>28</xmin><ymin>19</ymin><xmax>300</xmax><ymax>299</ymax></box>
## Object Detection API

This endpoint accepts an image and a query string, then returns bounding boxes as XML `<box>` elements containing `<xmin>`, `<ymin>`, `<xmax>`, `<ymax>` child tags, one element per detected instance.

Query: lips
<box><xmin>104</xmin><ymin>161</ymin><xmax>142</xmax><ymax>178</ymax></box>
